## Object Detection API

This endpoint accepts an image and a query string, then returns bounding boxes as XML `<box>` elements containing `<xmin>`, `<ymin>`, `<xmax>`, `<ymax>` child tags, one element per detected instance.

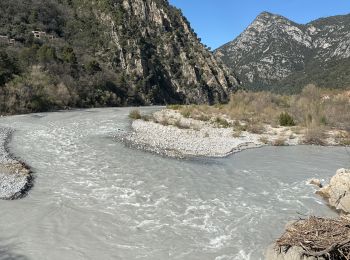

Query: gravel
<box><xmin>0</xmin><ymin>127</ymin><xmax>32</xmax><ymax>200</ymax></box>
<box><xmin>117</xmin><ymin>111</ymin><xmax>265</xmax><ymax>158</ymax></box>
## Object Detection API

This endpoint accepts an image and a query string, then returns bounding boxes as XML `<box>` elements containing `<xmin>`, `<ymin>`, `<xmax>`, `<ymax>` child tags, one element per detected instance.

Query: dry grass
<box><xmin>129</xmin><ymin>109</ymin><xmax>142</xmax><ymax>120</ymax></box>
<box><xmin>171</xmin><ymin>85</ymin><xmax>349</xmax><ymax>143</ymax></box>
<box><xmin>303</xmin><ymin>126</ymin><xmax>327</xmax><ymax>146</ymax></box>
<box><xmin>335</xmin><ymin>131</ymin><xmax>350</xmax><ymax>146</ymax></box>
<box><xmin>176</xmin><ymin>85</ymin><xmax>349</xmax><ymax>129</ymax></box>
<box><xmin>246</xmin><ymin>122</ymin><xmax>266</xmax><ymax>134</ymax></box>
<box><xmin>259</xmin><ymin>136</ymin><xmax>269</xmax><ymax>144</ymax></box>
<box><xmin>174</xmin><ymin>119</ymin><xmax>190</xmax><ymax>129</ymax></box>
<box><xmin>214</xmin><ymin>117</ymin><xmax>231</xmax><ymax>128</ymax></box>
<box><xmin>276</xmin><ymin>216</ymin><xmax>350</xmax><ymax>259</ymax></box>
<box><xmin>273</xmin><ymin>137</ymin><xmax>287</xmax><ymax>146</ymax></box>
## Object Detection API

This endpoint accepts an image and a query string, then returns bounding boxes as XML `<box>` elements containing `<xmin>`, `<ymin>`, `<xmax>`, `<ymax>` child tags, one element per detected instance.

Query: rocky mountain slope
<box><xmin>215</xmin><ymin>12</ymin><xmax>350</xmax><ymax>93</ymax></box>
<box><xmin>0</xmin><ymin>0</ymin><xmax>239</xmax><ymax>114</ymax></box>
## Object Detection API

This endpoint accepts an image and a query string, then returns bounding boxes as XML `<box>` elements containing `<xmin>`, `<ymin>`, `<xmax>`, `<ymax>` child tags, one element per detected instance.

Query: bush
<box><xmin>273</xmin><ymin>137</ymin><xmax>286</xmax><ymax>146</ymax></box>
<box><xmin>215</xmin><ymin>117</ymin><xmax>231</xmax><ymax>128</ymax></box>
<box><xmin>247</xmin><ymin>122</ymin><xmax>265</xmax><ymax>134</ymax></box>
<box><xmin>259</xmin><ymin>136</ymin><xmax>269</xmax><ymax>144</ymax></box>
<box><xmin>279</xmin><ymin>112</ymin><xmax>295</xmax><ymax>126</ymax></box>
<box><xmin>174</xmin><ymin>119</ymin><xmax>190</xmax><ymax>129</ymax></box>
<box><xmin>180</xmin><ymin>107</ymin><xmax>192</xmax><ymax>118</ymax></box>
<box><xmin>129</xmin><ymin>109</ymin><xmax>141</xmax><ymax>120</ymax></box>
<box><xmin>303</xmin><ymin>127</ymin><xmax>327</xmax><ymax>145</ymax></box>
<box><xmin>195</xmin><ymin>114</ymin><xmax>210</xmax><ymax>121</ymax></box>
<box><xmin>166</xmin><ymin>104</ymin><xmax>182</xmax><ymax>110</ymax></box>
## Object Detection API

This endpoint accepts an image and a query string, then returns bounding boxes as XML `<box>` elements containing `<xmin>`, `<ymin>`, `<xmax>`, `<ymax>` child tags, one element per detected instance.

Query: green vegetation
<box><xmin>0</xmin><ymin>0</ymin><xmax>236</xmax><ymax>115</ymax></box>
<box><xmin>0</xmin><ymin>0</ymin><xmax>128</xmax><ymax>114</ymax></box>
<box><xmin>279</xmin><ymin>112</ymin><xmax>295</xmax><ymax>126</ymax></box>
<box><xmin>215</xmin><ymin>117</ymin><xmax>231</xmax><ymax>128</ymax></box>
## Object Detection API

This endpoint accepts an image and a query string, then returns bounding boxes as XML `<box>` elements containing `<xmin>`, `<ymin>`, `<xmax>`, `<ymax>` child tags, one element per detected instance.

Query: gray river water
<box><xmin>0</xmin><ymin>107</ymin><xmax>349</xmax><ymax>260</ymax></box>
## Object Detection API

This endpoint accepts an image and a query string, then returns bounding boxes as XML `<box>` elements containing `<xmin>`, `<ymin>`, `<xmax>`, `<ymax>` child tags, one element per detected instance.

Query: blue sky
<box><xmin>169</xmin><ymin>0</ymin><xmax>350</xmax><ymax>50</ymax></box>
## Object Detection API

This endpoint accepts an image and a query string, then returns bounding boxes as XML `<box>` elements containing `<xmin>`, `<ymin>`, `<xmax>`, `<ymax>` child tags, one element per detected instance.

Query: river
<box><xmin>0</xmin><ymin>107</ymin><xmax>348</xmax><ymax>260</ymax></box>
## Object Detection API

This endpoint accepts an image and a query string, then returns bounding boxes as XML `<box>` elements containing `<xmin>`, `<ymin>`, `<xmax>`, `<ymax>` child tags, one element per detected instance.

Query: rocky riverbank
<box><xmin>118</xmin><ymin>109</ymin><xmax>343</xmax><ymax>158</ymax></box>
<box><xmin>266</xmin><ymin>168</ymin><xmax>350</xmax><ymax>260</ymax></box>
<box><xmin>0</xmin><ymin>128</ymin><xmax>32</xmax><ymax>200</ymax></box>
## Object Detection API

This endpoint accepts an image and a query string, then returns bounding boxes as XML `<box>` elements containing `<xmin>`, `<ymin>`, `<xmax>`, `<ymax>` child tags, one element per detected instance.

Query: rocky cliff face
<box><xmin>93</xmin><ymin>0</ymin><xmax>239</xmax><ymax>104</ymax></box>
<box><xmin>215</xmin><ymin>12</ymin><xmax>350</xmax><ymax>93</ymax></box>
<box><xmin>0</xmin><ymin>0</ymin><xmax>240</xmax><ymax>115</ymax></box>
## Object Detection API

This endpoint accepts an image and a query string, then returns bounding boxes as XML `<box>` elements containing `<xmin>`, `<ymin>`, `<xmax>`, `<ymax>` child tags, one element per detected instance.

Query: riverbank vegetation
<box><xmin>165</xmin><ymin>85</ymin><xmax>350</xmax><ymax>145</ymax></box>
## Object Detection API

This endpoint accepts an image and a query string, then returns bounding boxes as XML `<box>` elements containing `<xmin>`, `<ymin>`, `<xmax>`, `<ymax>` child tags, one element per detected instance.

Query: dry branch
<box><xmin>276</xmin><ymin>216</ymin><xmax>350</xmax><ymax>259</ymax></box>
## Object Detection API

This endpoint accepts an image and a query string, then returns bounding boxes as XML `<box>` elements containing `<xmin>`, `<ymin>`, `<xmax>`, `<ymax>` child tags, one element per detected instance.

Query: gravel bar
<box><xmin>0</xmin><ymin>127</ymin><xmax>32</xmax><ymax>200</ymax></box>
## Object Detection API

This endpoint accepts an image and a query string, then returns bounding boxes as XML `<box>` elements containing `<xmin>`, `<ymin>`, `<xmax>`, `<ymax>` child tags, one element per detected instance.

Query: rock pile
<box><xmin>0</xmin><ymin>128</ymin><xmax>32</xmax><ymax>200</ymax></box>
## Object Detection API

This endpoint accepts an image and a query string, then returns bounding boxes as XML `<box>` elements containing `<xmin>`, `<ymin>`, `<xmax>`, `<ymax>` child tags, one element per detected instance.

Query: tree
<box><xmin>85</xmin><ymin>60</ymin><xmax>101</xmax><ymax>74</ymax></box>
<box><xmin>62</xmin><ymin>46</ymin><xmax>77</xmax><ymax>64</ymax></box>
<box><xmin>37</xmin><ymin>45</ymin><xmax>57</xmax><ymax>64</ymax></box>
<box><xmin>0</xmin><ymin>50</ymin><xmax>19</xmax><ymax>86</ymax></box>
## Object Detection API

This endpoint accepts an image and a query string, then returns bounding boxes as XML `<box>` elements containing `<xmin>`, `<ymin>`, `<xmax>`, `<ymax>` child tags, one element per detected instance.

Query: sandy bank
<box><xmin>0</xmin><ymin>128</ymin><xmax>32</xmax><ymax>200</ymax></box>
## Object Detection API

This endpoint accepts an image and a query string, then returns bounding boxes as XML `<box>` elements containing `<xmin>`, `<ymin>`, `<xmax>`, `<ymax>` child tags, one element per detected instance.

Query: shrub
<box><xmin>259</xmin><ymin>136</ymin><xmax>269</xmax><ymax>144</ymax></box>
<box><xmin>279</xmin><ymin>112</ymin><xmax>295</xmax><ymax>126</ymax></box>
<box><xmin>247</xmin><ymin>122</ymin><xmax>265</xmax><ymax>134</ymax></box>
<box><xmin>174</xmin><ymin>119</ymin><xmax>190</xmax><ymax>129</ymax></box>
<box><xmin>196</xmin><ymin>114</ymin><xmax>210</xmax><ymax>121</ymax></box>
<box><xmin>140</xmin><ymin>114</ymin><xmax>153</xmax><ymax>121</ymax></box>
<box><xmin>335</xmin><ymin>131</ymin><xmax>350</xmax><ymax>146</ymax></box>
<box><xmin>273</xmin><ymin>137</ymin><xmax>286</xmax><ymax>146</ymax></box>
<box><xmin>180</xmin><ymin>108</ymin><xmax>192</xmax><ymax>118</ymax></box>
<box><xmin>129</xmin><ymin>109</ymin><xmax>141</xmax><ymax>120</ymax></box>
<box><xmin>215</xmin><ymin>117</ymin><xmax>231</xmax><ymax>128</ymax></box>
<box><xmin>86</xmin><ymin>60</ymin><xmax>102</xmax><ymax>74</ymax></box>
<box><xmin>166</xmin><ymin>104</ymin><xmax>182</xmax><ymax>110</ymax></box>
<box><xmin>303</xmin><ymin>127</ymin><xmax>327</xmax><ymax>145</ymax></box>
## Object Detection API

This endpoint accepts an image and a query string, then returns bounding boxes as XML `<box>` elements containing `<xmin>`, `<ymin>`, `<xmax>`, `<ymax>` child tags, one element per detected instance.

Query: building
<box><xmin>31</xmin><ymin>31</ymin><xmax>55</xmax><ymax>40</ymax></box>
<box><xmin>0</xmin><ymin>35</ymin><xmax>16</xmax><ymax>46</ymax></box>
<box><xmin>0</xmin><ymin>35</ymin><xmax>9</xmax><ymax>45</ymax></box>
<box><xmin>31</xmin><ymin>31</ymin><xmax>47</xmax><ymax>39</ymax></box>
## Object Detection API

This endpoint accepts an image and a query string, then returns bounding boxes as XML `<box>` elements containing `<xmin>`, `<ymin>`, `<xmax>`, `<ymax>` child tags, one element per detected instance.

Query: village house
<box><xmin>31</xmin><ymin>31</ymin><xmax>55</xmax><ymax>40</ymax></box>
<box><xmin>0</xmin><ymin>35</ymin><xmax>9</xmax><ymax>44</ymax></box>
<box><xmin>0</xmin><ymin>35</ymin><xmax>16</xmax><ymax>46</ymax></box>
<box><xmin>31</xmin><ymin>31</ymin><xmax>47</xmax><ymax>39</ymax></box>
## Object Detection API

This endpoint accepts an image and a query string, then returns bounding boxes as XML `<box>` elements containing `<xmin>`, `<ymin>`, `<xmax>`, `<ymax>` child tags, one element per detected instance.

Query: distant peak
<box><xmin>254</xmin><ymin>11</ymin><xmax>296</xmax><ymax>25</ymax></box>
<box><xmin>257</xmin><ymin>11</ymin><xmax>278</xmax><ymax>18</ymax></box>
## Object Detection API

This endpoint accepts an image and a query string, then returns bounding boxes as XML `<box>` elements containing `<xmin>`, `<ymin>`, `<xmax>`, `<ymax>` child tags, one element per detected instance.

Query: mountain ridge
<box><xmin>215</xmin><ymin>11</ymin><xmax>350</xmax><ymax>93</ymax></box>
<box><xmin>0</xmin><ymin>0</ymin><xmax>239</xmax><ymax>114</ymax></box>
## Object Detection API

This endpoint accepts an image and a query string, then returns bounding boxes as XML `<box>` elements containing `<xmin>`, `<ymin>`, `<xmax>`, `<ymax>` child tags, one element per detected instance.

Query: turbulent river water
<box><xmin>0</xmin><ymin>107</ymin><xmax>349</xmax><ymax>260</ymax></box>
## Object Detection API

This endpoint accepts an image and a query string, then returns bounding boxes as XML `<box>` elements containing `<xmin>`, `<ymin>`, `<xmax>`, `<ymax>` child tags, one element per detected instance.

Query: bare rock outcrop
<box><xmin>317</xmin><ymin>168</ymin><xmax>350</xmax><ymax>213</ymax></box>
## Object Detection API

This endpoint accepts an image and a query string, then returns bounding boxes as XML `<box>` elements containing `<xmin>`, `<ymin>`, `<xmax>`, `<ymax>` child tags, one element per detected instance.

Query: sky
<box><xmin>168</xmin><ymin>0</ymin><xmax>350</xmax><ymax>50</ymax></box>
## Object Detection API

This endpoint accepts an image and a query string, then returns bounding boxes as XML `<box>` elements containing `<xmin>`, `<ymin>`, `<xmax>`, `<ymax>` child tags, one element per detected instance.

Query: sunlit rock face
<box><xmin>98</xmin><ymin>0</ymin><xmax>240</xmax><ymax>104</ymax></box>
<box><xmin>216</xmin><ymin>12</ymin><xmax>350</xmax><ymax>93</ymax></box>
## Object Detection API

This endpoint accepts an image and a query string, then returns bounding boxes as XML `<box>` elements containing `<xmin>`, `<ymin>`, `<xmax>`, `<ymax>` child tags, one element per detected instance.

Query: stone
<box><xmin>317</xmin><ymin>168</ymin><xmax>350</xmax><ymax>213</ymax></box>
<box><xmin>308</xmin><ymin>178</ymin><xmax>322</xmax><ymax>188</ymax></box>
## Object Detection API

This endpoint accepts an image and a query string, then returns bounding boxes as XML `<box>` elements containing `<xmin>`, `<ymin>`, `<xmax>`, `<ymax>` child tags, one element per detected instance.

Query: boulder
<box><xmin>308</xmin><ymin>178</ymin><xmax>322</xmax><ymax>188</ymax></box>
<box><xmin>316</xmin><ymin>168</ymin><xmax>350</xmax><ymax>213</ymax></box>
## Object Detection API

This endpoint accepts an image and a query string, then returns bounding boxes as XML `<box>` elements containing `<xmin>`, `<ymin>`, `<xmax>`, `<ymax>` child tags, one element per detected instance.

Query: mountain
<box><xmin>215</xmin><ymin>12</ymin><xmax>350</xmax><ymax>93</ymax></box>
<box><xmin>0</xmin><ymin>0</ymin><xmax>239</xmax><ymax>114</ymax></box>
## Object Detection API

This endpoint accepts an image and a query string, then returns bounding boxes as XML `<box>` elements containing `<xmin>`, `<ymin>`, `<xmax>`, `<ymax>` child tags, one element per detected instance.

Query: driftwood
<box><xmin>276</xmin><ymin>216</ymin><xmax>350</xmax><ymax>259</ymax></box>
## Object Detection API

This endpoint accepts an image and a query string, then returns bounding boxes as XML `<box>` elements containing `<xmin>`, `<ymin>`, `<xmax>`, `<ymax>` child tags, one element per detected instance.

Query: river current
<box><xmin>0</xmin><ymin>107</ymin><xmax>348</xmax><ymax>260</ymax></box>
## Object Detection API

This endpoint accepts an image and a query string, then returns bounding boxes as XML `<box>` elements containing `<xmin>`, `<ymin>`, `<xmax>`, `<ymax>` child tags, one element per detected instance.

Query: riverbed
<box><xmin>0</xmin><ymin>107</ymin><xmax>348</xmax><ymax>260</ymax></box>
